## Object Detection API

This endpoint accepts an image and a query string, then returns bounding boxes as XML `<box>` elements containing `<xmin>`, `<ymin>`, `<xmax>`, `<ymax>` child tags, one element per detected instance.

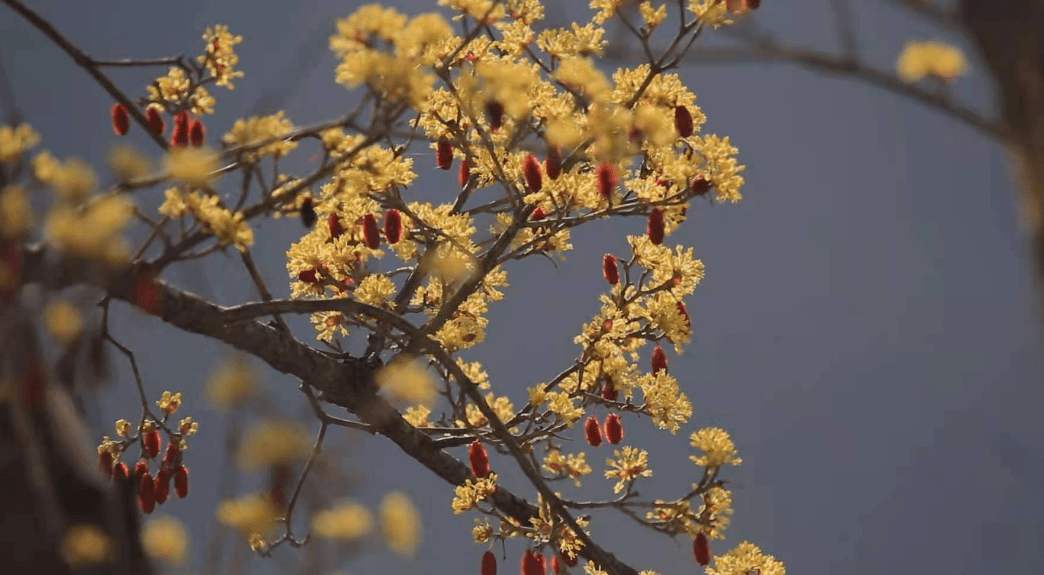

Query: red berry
<box><xmin>651</xmin><ymin>345</ymin><xmax>668</xmax><ymax>374</ymax></box>
<box><xmin>647</xmin><ymin>208</ymin><xmax>665</xmax><ymax>245</ymax></box>
<box><xmin>674</xmin><ymin>105</ymin><xmax>693</xmax><ymax>138</ymax></box>
<box><xmin>545</xmin><ymin>147</ymin><xmax>562</xmax><ymax>180</ymax></box>
<box><xmin>469</xmin><ymin>440</ymin><xmax>491</xmax><ymax>478</ymax></box>
<box><xmin>145</xmin><ymin>106</ymin><xmax>165</xmax><ymax>136</ymax></box>
<box><xmin>693</xmin><ymin>532</ymin><xmax>710</xmax><ymax>566</ymax></box>
<box><xmin>362</xmin><ymin>213</ymin><xmax>380</xmax><ymax>249</ymax></box>
<box><xmin>602</xmin><ymin>254</ymin><xmax>619</xmax><ymax>285</ymax></box>
<box><xmin>551</xmin><ymin>555</ymin><xmax>561</xmax><ymax>575</ymax></box>
<box><xmin>163</xmin><ymin>441</ymin><xmax>180</xmax><ymax>466</ymax></box>
<box><xmin>584</xmin><ymin>416</ymin><xmax>602</xmax><ymax>447</ymax></box>
<box><xmin>328</xmin><ymin>213</ymin><xmax>346</xmax><ymax>240</ymax></box>
<box><xmin>133</xmin><ymin>276</ymin><xmax>163</xmax><ymax>316</ymax></box>
<box><xmin>111</xmin><ymin>103</ymin><xmax>130</xmax><ymax>136</ymax></box>
<box><xmin>522</xmin><ymin>154</ymin><xmax>542</xmax><ymax>192</ymax></box>
<box><xmin>677</xmin><ymin>301</ymin><xmax>692</xmax><ymax>329</ymax></box>
<box><xmin>384</xmin><ymin>209</ymin><xmax>402</xmax><ymax>244</ymax></box>
<box><xmin>748</xmin><ymin>0</ymin><xmax>761</xmax><ymax>8</ymax></box>
<box><xmin>436</xmin><ymin>137</ymin><xmax>453</xmax><ymax>170</ymax></box>
<box><xmin>134</xmin><ymin>459</ymin><xmax>149</xmax><ymax>487</ymax></box>
<box><xmin>138</xmin><ymin>472</ymin><xmax>156</xmax><ymax>513</ymax></box>
<box><xmin>521</xmin><ymin>550</ymin><xmax>545</xmax><ymax>575</ymax></box>
<box><xmin>596</xmin><ymin>163</ymin><xmax>615</xmax><ymax>199</ymax></box>
<box><xmin>144</xmin><ymin>430</ymin><xmax>161</xmax><ymax>459</ymax></box>
<box><xmin>601</xmin><ymin>378</ymin><xmax>619</xmax><ymax>402</ymax></box>
<box><xmin>189</xmin><ymin>119</ymin><xmax>205</xmax><ymax>147</ymax></box>
<box><xmin>459</xmin><ymin>158</ymin><xmax>471</xmax><ymax>188</ymax></box>
<box><xmin>604</xmin><ymin>413</ymin><xmax>624</xmax><ymax>445</ymax></box>
<box><xmin>154</xmin><ymin>468</ymin><xmax>171</xmax><ymax>504</ymax></box>
<box><xmin>113</xmin><ymin>462</ymin><xmax>129</xmax><ymax>483</ymax></box>
<box><xmin>481</xmin><ymin>551</ymin><xmax>497</xmax><ymax>575</ymax></box>
<box><xmin>98</xmin><ymin>451</ymin><xmax>113</xmax><ymax>476</ymax></box>
<box><xmin>298</xmin><ymin>268</ymin><xmax>319</xmax><ymax>284</ymax></box>
<box><xmin>299</xmin><ymin>198</ymin><xmax>317</xmax><ymax>228</ymax></box>
<box><xmin>485</xmin><ymin>100</ymin><xmax>504</xmax><ymax>130</ymax></box>
<box><xmin>174</xmin><ymin>465</ymin><xmax>189</xmax><ymax>498</ymax></box>
<box><xmin>530</xmin><ymin>206</ymin><xmax>546</xmax><ymax>222</ymax></box>
<box><xmin>563</xmin><ymin>553</ymin><xmax>577</xmax><ymax>567</ymax></box>
<box><xmin>170</xmin><ymin>112</ymin><xmax>190</xmax><ymax>147</ymax></box>
<box><xmin>691</xmin><ymin>175</ymin><xmax>711</xmax><ymax>197</ymax></box>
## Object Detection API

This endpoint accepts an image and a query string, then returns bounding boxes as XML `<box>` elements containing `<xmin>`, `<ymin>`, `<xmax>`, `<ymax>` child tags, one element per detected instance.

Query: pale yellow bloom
<box><xmin>237</xmin><ymin>420</ymin><xmax>312</xmax><ymax>471</ymax></box>
<box><xmin>115</xmin><ymin>419</ymin><xmax>132</xmax><ymax>437</ymax></box>
<box><xmin>312</xmin><ymin>500</ymin><xmax>374</xmax><ymax>540</ymax></box>
<box><xmin>376</xmin><ymin>357</ymin><xmax>436</xmax><ymax>406</ymax></box>
<box><xmin>689</xmin><ymin>427</ymin><xmax>742</xmax><ymax>467</ymax></box>
<box><xmin>166</xmin><ymin>146</ymin><xmax>218</xmax><ymax>186</ymax></box>
<box><xmin>897</xmin><ymin>40</ymin><xmax>967</xmax><ymax>83</ymax></box>
<box><xmin>222</xmin><ymin>112</ymin><xmax>297</xmax><ymax>162</ymax></box>
<box><xmin>198</xmin><ymin>24</ymin><xmax>245</xmax><ymax>89</ymax></box>
<box><xmin>156</xmin><ymin>390</ymin><xmax>182</xmax><ymax>414</ymax></box>
<box><xmin>380</xmin><ymin>491</ymin><xmax>421</xmax><ymax>556</ymax></box>
<box><xmin>605</xmin><ymin>446</ymin><xmax>652</xmax><ymax>493</ymax></box>
<box><xmin>107</xmin><ymin>145</ymin><xmax>151</xmax><ymax>181</ymax></box>
<box><xmin>60</xmin><ymin>524</ymin><xmax>110</xmax><ymax>567</ymax></box>
<box><xmin>451</xmin><ymin>473</ymin><xmax>498</xmax><ymax>514</ymax></box>
<box><xmin>0</xmin><ymin>185</ymin><xmax>32</xmax><ymax>237</ymax></box>
<box><xmin>354</xmin><ymin>273</ymin><xmax>396</xmax><ymax>307</ymax></box>
<box><xmin>45</xmin><ymin>299</ymin><xmax>83</xmax><ymax>344</ymax></box>
<box><xmin>205</xmin><ymin>356</ymin><xmax>257</xmax><ymax>410</ymax></box>
<box><xmin>51</xmin><ymin>157</ymin><xmax>97</xmax><ymax>204</ymax></box>
<box><xmin>216</xmin><ymin>492</ymin><xmax>280</xmax><ymax>534</ymax></box>
<box><xmin>705</xmin><ymin>541</ymin><xmax>786</xmax><ymax>575</ymax></box>
<box><xmin>142</xmin><ymin>515</ymin><xmax>188</xmax><ymax>564</ymax></box>
<box><xmin>0</xmin><ymin>123</ymin><xmax>39</xmax><ymax>163</ymax></box>
<box><xmin>32</xmin><ymin>151</ymin><xmax>60</xmax><ymax>183</ymax></box>
<box><xmin>403</xmin><ymin>404</ymin><xmax>431</xmax><ymax>427</ymax></box>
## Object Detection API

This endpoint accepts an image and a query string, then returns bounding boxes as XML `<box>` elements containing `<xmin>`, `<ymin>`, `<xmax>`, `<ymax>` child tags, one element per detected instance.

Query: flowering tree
<box><xmin>1</xmin><ymin>1</ymin><xmax>791</xmax><ymax>575</ymax></box>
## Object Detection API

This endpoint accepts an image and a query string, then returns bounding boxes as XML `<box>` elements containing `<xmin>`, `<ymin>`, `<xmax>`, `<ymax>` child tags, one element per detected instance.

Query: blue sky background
<box><xmin>3</xmin><ymin>1</ymin><xmax>1042</xmax><ymax>574</ymax></box>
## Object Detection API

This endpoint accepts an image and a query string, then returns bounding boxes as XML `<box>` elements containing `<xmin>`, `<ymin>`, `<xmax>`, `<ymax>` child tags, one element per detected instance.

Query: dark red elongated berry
<box><xmin>469</xmin><ymin>440</ymin><xmax>491</xmax><ymax>478</ymax></box>
<box><xmin>362</xmin><ymin>213</ymin><xmax>380</xmax><ymax>249</ymax></box>
<box><xmin>677</xmin><ymin>301</ymin><xmax>692</xmax><ymax>329</ymax></box>
<box><xmin>174</xmin><ymin>465</ymin><xmax>189</xmax><ymax>498</ymax></box>
<box><xmin>171</xmin><ymin>112</ymin><xmax>190</xmax><ymax>147</ymax></box>
<box><xmin>596</xmin><ymin>163</ymin><xmax>615</xmax><ymax>199</ymax></box>
<box><xmin>154</xmin><ymin>468</ymin><xmax>171</xmax><ymax>504</ymax></box>
<box><xmin>189</xmin><ymin>119</ymin><xmax>205</xmax><ymax>147</ymax></box>
<box><xmin>602</xmin><ymin>254</ymin><xmax>619</xmax><ymax>285</ymax></box>
<box><xmin>436</xmin><ymin>137</ymin><xmax>453</xmax><ymax>170</ymax></box>
<box><xmin>647</xmin><ymin>208</ymin><xmax>665</xmax><ymax>245</ymax></box>
<box><xmin>522</xmin><ymin>154</ymin><xmax>542</xmax><ymax>192</ymax></box>
<box><xmin>134</xmin><ymin>459</ymin><xmax>149</xmax><ymax>488</ymax></box>
<box><xmin>144</xmin><ymin>430</ymin><xmax>161</xmax><ymax>459</ymax></box>
<box><xmin>112</xmin><ymin>103</ymin><xmax>130</xmax><ymax>136</ymax></box>
<box><xmin>530</xmin><ymin>206</ymin><xmax>546</xmax><ymax>222</ymax></box>
<box><xmin>545</xmin><ymin>147</ymin><xmax>562</xmax><ymax>180</ymax></box>
<box><xmin>674</xmin><ymin>105</ymin><xmax>693</xmax><ymax>138</ymax></box>
<box><xmin>651</xmin><ymin>345</ymin><xmax>668</xmax><ymax>374</ymax></box>
<box><xmin>693</xmin><ymin>532</ymin><xmax>710</xmax><ymax>566</ymax></box>
<box><xmin>601</xmin><ymin>378</ymin><xmax>619</xmax><ymax>402</ymax></box>
<box><xmin>138</xmin><ymin>472</ymin><xmax>156</xmax><ymax>513</ymax></box>
<box><xmin>481</xmin><ymin>550</ymin><xmax>497</xmax><ymax>575</ymax></box>
<box><xmin>163</xmin><ymin>441</ymin><xmax>180</xmax><ymax>467</ymax></box>
<box><xmin>550</xmin><ymin>555</ymin><xmax>562</xmax><ymax>575</ymax></box>
<box><xmin>299</xmin><ymin>198</ymin><xmax>317</xmax><ymax>228</ymax></box>
<box><xmin>604</xmin><ymin>413</ymin><xmax>624</xmax><ymax>445</ymax></box>
<box><xmin>113</xmin><ymin>462</ymin><xmax>129</xmax><ymax>483</ymax></box>
<box><xmin>328</xmin><ymin>213</ymin><xmax>346</xmax><ymax>240</ymax></box>
<box><xmin>563</xmin><ymin>553</ymin><xmax>577</xmax><ymax>567</ymax></box>
<box><xmin>692</xmin><ymin>175</ymin><xmax>711</xmax><ymax>197</ymax></box>
<box><xmin>459</xmin><ymin>158</ymin><xmax>470</xmax><ymax>188</ymax></box>
<box><xmin>99</xmin><ymin>451</ymin><xmax>113</xmax><ymax>476</ymax></box>
<box><xmin>521</xmin><ymin>550</ymin><xmax>545</xmax><ymax>575</ymax></box>
<box><xmin>384</xmin><ymin>209</ymin><xmax>402</xmax><ymax>244</ymax></box>
<box><xmin>485</xmin><ymin>100</ymin><xmax>504</xmax><ymax>131</ymax></box>
<box><xmin>145</xmin><ymin>106</ymin><xmax>165</xmax><ymax>136</ymax></box>
<box><xmin>584</xmin><ymin>416</ymin><xmax>602</xmax><ymax>447</ymax></box>
<box><xmin>298</xmin><ymin>269</ymin><xmax>319</xmax><ymax>284</ymax></box>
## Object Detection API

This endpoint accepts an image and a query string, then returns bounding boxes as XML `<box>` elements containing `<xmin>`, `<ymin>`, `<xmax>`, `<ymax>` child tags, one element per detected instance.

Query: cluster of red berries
<box><xmin>479</xmin><ymin>548</ymin><xmax>578</xmax><ymax>575</ymax></box>
<box><xmin>583</xmin><ymin>413</ymin><xmax>624</xmax><ymax>447</ymax></box>
<box><xmin>111</xmin><ymin>103</ymin><xmax>205</xmax><ymax>147</ymax></box>
<box><xmin>99</xmin><ymin>427</ymin><xmax>189</xmax><ymax>514</ymax></box>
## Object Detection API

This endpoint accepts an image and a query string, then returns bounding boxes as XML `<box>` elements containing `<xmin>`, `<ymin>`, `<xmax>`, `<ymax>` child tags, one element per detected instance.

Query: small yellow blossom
<box><xmin>237</xmin><ymin>420</ymin><xmax>312</xmax><ymax>471</ymax></box>
<box><xmin>380</xmin><ymin>491</ymin><xmax>421</xmax><ymax>556</ymax></box>
<box><xmin>205</xmin><ymin>356</ymin><xmax>257</xmax><ymax>410</ymax></box>
<box><xmin>248</xmin><ymin>532</ymin><xmax>268</xmax><ymax>553</ymax></box>
<box><xmin>107</xmin><ymin>145</ymin><xmax>151</xmax><ymax>181</ymax></box>
<box><xmin>45</xmin><ymin>299</ymin><xmax>83</xmax><ymax>344</ymax></box>
<box><xmin>51</xmin><ymin>157</ymin><xmax>97</xmax><ymax>204</ymax></box>
<box><xmin>217</xmin><ymin>492</ymin><xmax>280</xmax><ymax>534</ymax></box>
<box><xmin>897</xmin><ymin>40</ymin><xmax>967</xmax><ymax>83</ymax></box>
<box><xmin>451</xmin><ymin>473</ymin><xmax>497</xmax><ymax>514</ymax></box>
<box><xmin>354</xmin><ymin>273</ymin><xmax>396</xmax><ymax>307</ymax></box>
<box><xmin>472</xmin><ymin>519</ymin><xmax>493</xmax><ymax>543</ymax></box>
<box><xmin>178</xmin><ymin>416</ymin><xmax>200</xmax><ymax>436</ymax></box>
<box><xmin>198</xmin><ymin>25</ymin><xmax>245</xmax><ymax>89</ymax></box>
<box><xmin>222</xmin><ymin>112</ymin><xmax>297</xmax><ymax>162</ymax></box>
<box><xmin>60</xmin><ymin>524</ymin><xmax>110</xmax><ymax>567</ymax></box>
<box><xmin>0</xmin><ymin>123</ymin><xmax>40</xmax><ymax>163</ymax></box>
<box><xmin>32</xmin><ymin>150</ymin><xmax>59</xmax><ymax>183</ymax></box>
<box><xmin>689</xmin><ymin>427</ymin><xmax>741</xmax><ymax>467</ymax></box>
<box><xmin>403</xmin><ymin>404</ymin><xmax>431</xmax><ymax>427</ymax></box>
<box><xmin>312</xmin><ymin>500</ymin><xmax>374</xmax><ymax>540</ymax></box>
<box><xmin>0</xmin><ymin>185</ymin><xmax>32</xmax><ymax>237</ymax></box>
<box><xmin>376</xmin><ymin>356</ymin><xmax>436</xmax><ymax>407</ymax></box>
<box><xmin>166</xmin><ymin>147</ymin><xmax>218</xmax><ymax>186</ymax></box>
<box><xmin>543</xmin><ymin>449</ymin><xmax>592</xmax><ymax>487</ymax></box>
<box><xmin>156</xmin><ymin>390</ymin><xmax>182</xmax><ymax>414</ymax></box>
<box><xmin>605</xmin><ymin>446</ymin><xmax>652</xmax><ymax>494</ymax></box>
<box><xmin>115</xmin><ymin>419</ymin><xmax>132</xmax><ymax>437</ymax></box>
<box><xmin>705</xmin><ymin>541</ymin><xmax>786</xmax><ymax>575</ymax></box>
<box><xmin>639</xmin><ymin>2</ymin><xmax>668</xmax><ymax>28</ymax></box>
<box><xmin>142</xmin><ymin>516</ymin><xmax>188</xmax><ymax>564</ymax></box>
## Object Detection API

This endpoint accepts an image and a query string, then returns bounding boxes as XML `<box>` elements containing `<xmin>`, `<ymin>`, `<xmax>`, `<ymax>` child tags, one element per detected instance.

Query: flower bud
<box><xmin>469</xmin><ymin>440</ymin><xmax>491</xmax><ymax>478</ymax></box>
<box><xmin>111</xmin><ymin>103</ymin><xmax>130</xmax><ymax>136</ymax></box>
<box><xmin>651</xmin><ymin>345</ymin><xmax>668</xmax><ymax>374</ymax></box>
<box><xmin>328</xmin><ymin>213</ymin><xmax>345</xmax><ymax>239</ymax></box>
<box><xmin>602</xmin><ymin>254</ymin><xmax>619</xmax><ymax>285</ymax></box>
<box><xmin>545</xmin><ymin>147</ymin><xmax>562</xmax><ymax>180</ymax></box>
<box><xmin>189</xmin><ymin>119</ymin><xmax>205</xmax><ymax>147</ymax></box>
<box><xmin>145</xmin><ymin>106</ymin><xmax>165</xmax><ymax>136</ymax></box>
<box><xmin>384</xmin><ymin>209</ymin><xmax>402</xmax><ymax>244</ymax></box>
<box><xmin>154</xmin><ymin>468</ymin><xmax>171</xmax><ymax>504</ymax></box>
<box><xmin>144</xmin><ymin>429</ymin><xmax>162</xmax><ymax>459</ymax></box>
<box><xmin>596</xmin><ymin>163</ymin><xmax>615</xmax><ymax>199</ymax></box>
<box><xmin>482</xmin><ymin>551</ymin><xmax>497</xmax><ymax>575</ymax></box>
<box><xmin>522</xmin><ymin>154</ymin><xmax>542</xmax><ymax>192</ymax></box>
<box><xmin>362</xmin><ymin>213</ymin><xmax>380</xmax><ymax>249</ymax></box>
<box><xmin>459</xmin><ymin>158</ymin><xmax>470</xmax><ymax>188</ymax></box>
<box><xmin>647</xmin><ymin>208</ymin><xmax>665</xmax><ymax>245</ymax></box>
<box><xmin>174</xmin><ymin>465</ymin><xmax>189</xmax><ymax>498</ymax></box>
<box><xmin>604</xmin><ymin>413</ymin><xmax>624</xmax><ymax>445</ymax></box>
<box><xmin>584</xmin><ymin>416</ymin><xmax>602</xmax><ymax>447</ymax></box>
<box><xmin>693</xmin><ymin>532</ymin><xmax>710</xmax><ymax>566</ymax></box>
<box><xmin>674</xmin><ymin>105</ymin><xmax>693</xmax><ymax>138</ymax></box>
<box><xmin>436</xmin><ymin>137</ymin><xmax>453</xmax><ymax>170</ymax></box>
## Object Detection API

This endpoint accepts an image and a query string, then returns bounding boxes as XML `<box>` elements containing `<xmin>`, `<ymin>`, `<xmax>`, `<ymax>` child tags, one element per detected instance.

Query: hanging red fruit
<box><xmin>328</xmin><ymin>213</ymin><xmax>346</xmax><ymax>240</ymax></box>
<box><xmin>154</xmin><ymin>468</ymin><xmax>171</xmax><ymax>504</ymax></box>
<box><xmin>647</xmin><ymin>208</ymin><xmax>665</xmax><ymax>245</ymax></box>
<box><xmin>692</xmin><ymin>175</ymin><xmax>711</xmax><ymax>197</ymax></box>
<box><xmin>693</xmin><ymin>532</ymin><xmax>710</xmax><ymax>566</ymax></box>
<box><xmin>674</xmin><ymin>105</ymin><xmax>693</xmax><ymax>138</ymax></box>
<box><xmin>111</xmin><ymin>103</ymin><xmax>130</xmax><ymax>136</ymax></box>
<box><xmin>523</xmin><ymin>154</ymin><xmax>542</xmax><ymax>192</ymax></box>
<box><xmin>174</xmin><ymin>465</ymin><xmax>189</xmax><ymax>498</ymax></box>
<box><xmin>485</xmin><ymin>100</ymin><xmax>504</xmax><ymax>130</ymax></box>
<box><xmin>545</xmin><ymin>146</ymin><xmax>562</xmax><ymax>180</ymax></box>
<box><xmin>481</xmin><ymin>551</ymin><xmax>497</xmax><ymax>575</ymax></box>
<box><xmin>604</xmin><ymin>413</ymin><xmax>624</xmax><ymax>445</ymax></box>
<box><xmin>362</xmin><ymin>213</ymin><xmax>381</xmax><ymax>249</ymax></box>
<box><xmin>602</xmin><ymin>254</ymin><xmax>619</xmax><ymax>285</ymax></box>
<box><xmin>138</xmin><ymin>472</ymin><xmax>156</xmax><ymax>513</ymax></box>
<box><xmin>145</xmin><ymin>106</ymin><xmax>165</xmax><ymax>136</ymax></box>
<box><xmin>299</xmin><ymin>198</ymin><xmax>317</xmax><ymax>228</ymax></box>
<box><xmin>144</xmin><ymin>429</ymin><xmax>162</xmax><ymax>459</ymax></box>
<box><xmin>459</xmin><ymin>158</ymin><xmax>470</xmax><ymax>188</ymax></box>
<box><xmin>601</xmin><ymin>378</ymin><xmax>619</xmax><ymax>402</ymax></box>
<box><xmin>170</xmin><ymin>112</ymin><xmax>190</xmax><ymax>147</ymax></box>
<box><xmin>584</xmin><ymin>416</ymin><xmax>602</xmax><ymax>447</ymax></box>
<box><xmin>530</xmin><ymin>206</ymin><xmax>546</xmax><ymax>222</ymax></box>
<box><xmin>384</xmin><ymin>209</ymin><xmax>402</xmax><ymax>244</ymax></box>
<box><xmin>113</xmin><ymin>462</ymin><xmax>129</xmax><ymax>483</ymax></box>
<box><xmin>98</xmin><ymin>451</ymin><xmax>113</xmax><ymax>476</ymax></box>
<box><xmin>436</xmin><ymin>137</ymin><xmax>453</xmax><ymax>170</ymax></box>
<box><xmin>189</xmin><ymin>119</ymin><xmax>205</xmax><ymax>147</ymax></box>
<box><xmin>596</xmin><ymin>163</ymin><xmax>615</xmax><ymax>199</ymax></box>
<box><xmin>469</xmin><ymin>440</ymin><xmax>491</xmax><ymax>478</ymax></box>
<box><xmin>520</xmin><ymin>550</ymin><xmax>546</xmax><ymax>575</ymax></box>
<box><xmin>651</xmin><ymin>345</ymin><xmax>668</xmax><ymax>374</ymax></box>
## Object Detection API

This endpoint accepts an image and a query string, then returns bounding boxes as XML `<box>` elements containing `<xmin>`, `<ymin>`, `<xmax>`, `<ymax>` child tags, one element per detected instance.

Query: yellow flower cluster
<box><xmin>236</xmin><ymin>419</ymin><xmax>312</xmax><ymax>471</ymax></box>
<box><xmin>604</xmin><ymin>446</ymin><xmax>652</xmax><ymax>493</ymax></box>
<box><xmin>312</xmin><ymin>500</ymin><xmax>374</xmax><ymax>540</ymax></box>
<box><xmin>199</xmin><ymin>25</ymin><xmax>245</xmax><ymax>89</ymax></box>
<box><xmin>0</xmin><ymin>123</ymin><xmax>39</xmax><ymax>163</ymax></box>
<box><xmin>142</xmin><ymin>516</ymin><xmax>188</xmax><ymax>565</ymax></box>
<box><xmin>543</xmin><ymin>449</ymin><xmax>593</xmax><ymax>487</ymax></box>
<box><xmin>222</xmin><ymin>111</ymin><xmax>297</xmax><ymax>163</ymax></box>
<box><xmin>689</xmin><ymin>427</ymin><xmax>742</xmax><ymax>468</ymax></box>
<box><xmin>217</xmin><ymin>492</ymin><xmax>280</xmax><ymax>534</ymax></box>
<box><xmin>158</xmin><ymin>186</ymin><xmax>253</xmax><ymax>252</ymax></box>
<box><xmin>704</xmin><ymin>541</ymin><xmax>786</xmax><ymax>575</ymax></box>
<box><xmin>896</xmin><ymin>40</ymin><xmax>967</xmax><ymax>83</ymax></box>
<box><xmin>146</xmin><ymin>67</ymin><xmax>216</xmax><ymax>116</ymax></box>
<box><xmin>451</xmin><ymin>473</ymin><xmax>498</xmax><ymax>514</ymax></box>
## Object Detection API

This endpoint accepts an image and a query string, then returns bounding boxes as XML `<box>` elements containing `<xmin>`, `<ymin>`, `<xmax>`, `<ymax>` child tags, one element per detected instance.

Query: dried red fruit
<box><xmin>298</xmin><ymin>269</ymin><xmax>319</xmax><ymax>284</ymax></box>
<box><xmin>189</xmin><ymin>119</ymin><xmax>205</xmax><ymax>147</ymax></box>
<box><xmin>481</xmin><ymin>551</ymin><xmax>497</xmax><ymax>575</ymax></box>
<box><xmin>384</xmin><ymin>209</ymin><xmax>402</xmax><ymax>244</ymax></box>
<box><xmin>299</xmin><ymin>198</ymin><xmax>317</xmax><ymax>228</ymax></box>
<box><xmin>144</xmin><ymin>430</ymin><xmax>161</xmax><ymax>459</ymax></box>
<box><xmin>138</xmin><ymin>472</ymin><xmax>156</xmax><ymax>513</ymax></box>
<box><xmin>459</xmin><ymin>158</ymin><xmax>470</xmax><ymax>188</ymax></box>
<box><xmin>651</xmin><ymin>345</ymin><xmax>668</xmax><ymax>374</ymax></box>
<box><xmin>601</xmin><ymin>378</ymin><xmax>619</xmax><ymax>402</ymax></box>
<box><xmin>362</xmin><ymin>213</ymin><xmax>380</xmax><ymax>249</ymax></box>
<box><xmin>328</xmin><ymin>213</ymin><xmax>346</xmax><ymax>240</ymax></box>
<box><xmin>145</xmin><ymin>106</ymin><xmax>165</xmax><ymax>136</ymax></box>
<box><xmin>469</xmin><ymin>440</ymin><xmax>491</xmax><ymax>478</ymax></box>
<box><xmin>522</xmin><ymin>154</ymin><xmax>542</xmax><ymax>192</ymax></box>
<box><xmin>163</xmin><ymin>441</ymin><xmax>180</xmax><ymax>466</ymax></box>
<box><xmin>692</xmin><ymin>176</ymin><xmax>711</xmax><ymax>197</ymax></box>
<box><xmin>530</xmin><ymin>206</ymin><xmax>546</xmax><ymax>222</ymax></box>
<box><xmin>550</xmin><ymin>555</ymin><xmax>561</xmax><ymax>575</ymax></box>
<box><xmin>134</xmin><ymin>460</ymin><xmax>149</xmax><ymax>488</ymax></box>
<box><xmin>174</xmin><ymin>465</ymin><xmax>189</xmax><ymax>498</ymax></box>
<box><xmin>520</xmin><ymin>550</ymin><xmax>545</xmax><ymax>575</ymax></box>
<box><xmin>563</xmin><ymin>553</ymin><xmax>577</xmax><ymax>567</ymax></box>
<box><xmin>545</xmin><ymin>147</ymin><xmax>562</xmax><ymax>180</ymax></box>
<box><xmin>98</xmin><ymin>451</ymin><xmax>113</xmax><ymax>476</ymax></box>
<box><xmin>674</xmin><ymin>105</ymin><xmax>694</xmax><ymax>138</ymax></box>
<box><xmin>113</xmin><ymin>462</ymin><xmax>129</xmax><ymax>483</ymax></box>
<box><xmin>647</xmin><ymin>207</ymin><xmax>665</xmax><ymax>245</ymax></box>
<box><xmin>170</xmin><ymin>112</ymin><xmax>190</xmax><ymax>147</ymax></box>
<box><xmin>602</xmin><ymin>254</ymin><xmax>619</xmax><ymax>285</ymax></box>
<box><xmin>154</xmin><ymin>468</ymin><xmax>171</xmax><ymax>504</ymax></box>
<box><xmin>604</xmin><ymin>413</ymin><xmax>624</xmax><ymax>445</ymax></box>
<box><xmin>485</xmin><ymin>100</ymin><xmax>504</xmax><ymax>130</ymax></box>
<box><xmin>596</xmin><ymin>163</ymin><xmax>615</xmax><ymax>199</ymax></box>
<box><xmin>584</xmin><ymin>416</ymin><xmax>602</xmax><ymax>447</ymax></box>
<box><xmin>693</xmin><ymin>532</ymin><xmax>710</xmax><ymax>566</ymax></box>
<box><xmin>111</xmin><ymin>103</ymin><xmax>130</xmax><ymax>136</ymax></box>
<box><xmin>436</xmin><ymin>137</ymin><xmax>453</xmax><ymax>170</ymax></box>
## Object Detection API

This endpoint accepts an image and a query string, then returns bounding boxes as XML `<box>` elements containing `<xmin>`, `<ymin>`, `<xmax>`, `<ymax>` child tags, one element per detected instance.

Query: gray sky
<box><xmin>3</xmin><ymin>1</ymin><xmax>1042</xmax><ymax>574</ymax></box>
